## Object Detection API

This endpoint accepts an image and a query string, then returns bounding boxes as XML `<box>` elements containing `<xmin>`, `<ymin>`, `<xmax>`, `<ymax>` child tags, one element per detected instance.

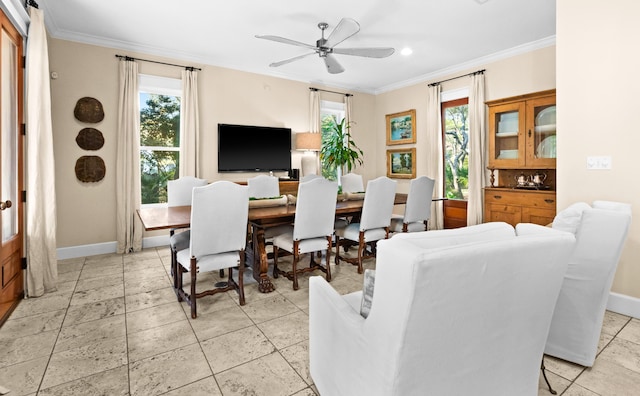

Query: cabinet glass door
<box><xmin>526</xmin><ymin>96</ymin><xmax>556</xmax><ymax>167</ymax></box>
<box><xmin>488</xmin><ymin>102</ymin><xmax>525</xmax><ymax>168</ymax></box>
<box><xmin>532</xmin><ymin>105</ymin><xmax>556</xmax><ymax>159</ymax></box>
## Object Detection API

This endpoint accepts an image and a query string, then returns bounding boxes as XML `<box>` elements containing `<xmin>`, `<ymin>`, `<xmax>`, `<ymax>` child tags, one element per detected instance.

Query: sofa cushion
<box><xmin>360</xmin><ymin>269</ymin><xmax>376</xmax><ymax>318</ymax></box>
<box><xmin>552</xmin><ymin>202</ymin><xmax>591</xmax><ymax>234</ymax></box>
<box><xmin>391</xmin><ymin>222</ymin><xmax>515</xmax><ymax>250</ymax></box>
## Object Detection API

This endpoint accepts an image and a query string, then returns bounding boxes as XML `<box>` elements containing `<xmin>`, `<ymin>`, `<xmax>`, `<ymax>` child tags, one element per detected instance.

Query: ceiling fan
<box><xmin>256</xmin><ymin>18</ymin><xmax>395</xmax><ymax>74</ymax></box>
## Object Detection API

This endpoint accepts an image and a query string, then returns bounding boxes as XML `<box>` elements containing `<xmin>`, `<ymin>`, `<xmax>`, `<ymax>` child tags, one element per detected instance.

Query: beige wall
<box><xmin>557</xmin><ymin>0</ymin><xmax>640</xmax><ymax>298</ymax></box>
<box><xmin>48</xmin><ymin>38</ymin><xmax>374</xmax><ymax>247</ymax></box>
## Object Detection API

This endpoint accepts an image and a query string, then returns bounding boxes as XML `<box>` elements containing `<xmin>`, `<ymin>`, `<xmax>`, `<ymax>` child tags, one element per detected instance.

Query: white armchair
<box><xmin>538</xmin><ymin>200</ymin><xmax>632</xmax><ymax>367</ymax></box>
<box><xmin>310</xmin><ymin>222</ymin><xmax>576</xmax><ymax>396</ymax></box>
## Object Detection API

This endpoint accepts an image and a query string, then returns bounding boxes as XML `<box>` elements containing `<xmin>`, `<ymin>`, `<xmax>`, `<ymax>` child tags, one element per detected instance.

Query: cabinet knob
<box><xmin>544</xmin><ymin>199</ymin><xmax>555</xmax><ymax>204</ymax></box>
<box><xmin>528</xmin><ymin>129</ymin><xmax>532</xmax><ymax>137</ymax></box>
<box><xmin>493</xmin><ymin>195</ymin><xmax>502</xmax><ymax>199</ymax></box>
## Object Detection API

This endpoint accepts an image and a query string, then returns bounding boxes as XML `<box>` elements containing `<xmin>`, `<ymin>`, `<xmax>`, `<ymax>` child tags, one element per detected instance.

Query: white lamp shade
<box><xmin>296</xmin><ymin>132</ymin><xmax>322</xmax><ymax>151</ymax></box>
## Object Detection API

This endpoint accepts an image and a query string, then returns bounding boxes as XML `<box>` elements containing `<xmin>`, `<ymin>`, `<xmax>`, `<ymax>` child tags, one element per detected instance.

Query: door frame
<box><xmin>0</xmin><ymin>6</ymin><xmax>25</xmax><ymax>326</ymax></box>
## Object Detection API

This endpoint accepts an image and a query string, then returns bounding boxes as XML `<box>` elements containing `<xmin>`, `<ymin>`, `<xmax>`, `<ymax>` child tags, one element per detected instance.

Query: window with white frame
<box><xmin>138</xmin><ymin>74</ymin><xmax>182</xmax><ymax>204</ymax></box>
<box><xmin>320</xmin><ymin>100</ymin><xmax>345</xmax><ymax>180</ymax></box>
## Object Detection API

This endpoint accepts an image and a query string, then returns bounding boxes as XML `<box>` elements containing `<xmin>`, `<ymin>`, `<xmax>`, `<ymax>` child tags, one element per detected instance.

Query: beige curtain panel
<box><xmin>116</xmin><ymin>59</ymin><xmax>142</xmax><ymax>253</ymax></box>
<box><xmin>426</xmin><ymin>84</ymin><xmax>444</xmax><ymax>230</ymax></box>
<box><xmin>26</xmin><ymin>7</ymin><xmax>58</xmax><ymax>296</ymax></box>
<box><xmin>467</xmin><ymin>72</ymin><xmax>487</xmax><ymax>226</ymax></box>
<box><xmin>180</xmin><ymin>69</ymin><xmax>200</xmax><ymax>177</ymax></box>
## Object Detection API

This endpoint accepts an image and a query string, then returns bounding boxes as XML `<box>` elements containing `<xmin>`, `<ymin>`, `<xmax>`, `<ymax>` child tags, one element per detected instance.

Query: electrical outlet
<box><xmin>586</xmin><ymin>156</ymin><xmax>612</xmax><ymax>170</ymax></box>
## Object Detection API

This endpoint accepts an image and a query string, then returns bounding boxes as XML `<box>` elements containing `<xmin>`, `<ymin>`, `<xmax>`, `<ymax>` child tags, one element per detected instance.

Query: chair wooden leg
<box><xmin>325</xmin><ymin>236</ymin><xmax>332</xmax><ymax>282</ymax></box>
<box><xmin>292</xmin><ymin>251</ymin><xmax>300</xmax><ymax>291</ymax></box>
<box><xmin>334</xmin><ymin>235</ymin><xmax>341</xmax><ymax>265</ymax></box>
<box><xmin>272</xmin><ymin>246</ymin><xmax>280</xmax><ymax>278</ymax></box>
<box><xmin>176</xmin><ymin>264</ymin><xmax>184</xmax><ymax>302</ymax></box>
<box><xmin>237</xmin><ymin>250</ymin><xmax>246</xmax><ymax>306</ymax></box>
<box><xmin>190</xmin><ymin>258</ymin><xmax>197</xmax><ymax>319</ymax></box>
<box><xmin>357</xmin><ymin>234</ymin><xmax>365</xmax><ymax>274</ymax></box>
<box><xmin>171</xmin><ymin>247</ymin><xmax>178</xmax><ymax>290</ymax></box>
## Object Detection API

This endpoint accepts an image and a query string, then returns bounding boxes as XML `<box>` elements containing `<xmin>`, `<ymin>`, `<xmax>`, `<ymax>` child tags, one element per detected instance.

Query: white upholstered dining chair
<box><xmin>247</xmin><ymin>174</ymin><xmax>280</xmax><ymax>198</ymax></box>
<box><xmin>390</xmin><ymin>176</ymin><xmax>435</xmax><ymax>233</ymax></box>
<box><xmin>335</xmin><ymin>176</ymin><xmax>397</xmax><ymax>273</ymax></box>
<box><xmin>301</xmin><ymin>174</ymin><xmax>323</xmax><ymax>182</ymax></box>
<box><xmin>340</xmin><ymin>172</ymin><xmax>364</xmax><ymax>193</ymax></box>
<box><xmin>175</xmin><ymin>181</ymin><xmax>249</xmax><ymax>318</ymax></box>
<box><xmin>247</xmin><ymin>174</ymin><xmax>289</xmax><ymax>260</ymax></box>
<box><xmin>272</xmin><ymin>178</ymin><xmax>338</xmax><ymax>290</ymax></box>
<box><xmin>167</xmin><ymin>176</ymin><xmax>207</xmax><ymax>283</ymax></box>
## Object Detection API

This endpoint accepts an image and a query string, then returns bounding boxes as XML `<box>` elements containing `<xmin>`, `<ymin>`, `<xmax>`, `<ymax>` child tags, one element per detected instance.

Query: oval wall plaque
<box><xmin>75</xmin><ymin>156</ymin><xmax>106</xmax><ymax>183</ymax></box>
<box><xmin>74</xmin><ymin>97</ymin><xmax>104</xmax><ymax>123</ymax></box>
<box><xmin>76</xmin><ymin>128</ymin><xmax>105</xmax><ymax>150</ymax></box>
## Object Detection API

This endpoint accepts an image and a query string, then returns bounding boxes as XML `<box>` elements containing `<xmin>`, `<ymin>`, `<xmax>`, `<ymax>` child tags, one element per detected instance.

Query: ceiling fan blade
<box><xmin>269</xmin><ymin>52</ymin><xmax>316</xmax><ymax>68</ymax></box>
<box><xmin>332</xmin><ymin>47</ymin><xmax>395</xmax><ymax>58</ymax></box>
<box><xmin>324</xmin><ymin>18</ymin><xmax>360</xmax><ymax>48</ymax></box>
<box><xmin>323</xmin><ymin>54</ymin><xmax>345</xmax><ymax>74</ymax></box>
<box><xmin>255</xmin><ymin>35</ymin><xmax>317</xmax><ymax>51</ymax></box>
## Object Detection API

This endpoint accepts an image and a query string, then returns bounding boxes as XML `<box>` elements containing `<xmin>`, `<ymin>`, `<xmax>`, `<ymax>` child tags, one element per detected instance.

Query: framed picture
<box><xmin>387</xmin><ymin>148</ymin><xmax>416</xmax><ymax>179</ymax></box>
<box><xmin>386</xmin><ymin>109</ymin><xmax>416</xmax><ymax>145</ymax></box>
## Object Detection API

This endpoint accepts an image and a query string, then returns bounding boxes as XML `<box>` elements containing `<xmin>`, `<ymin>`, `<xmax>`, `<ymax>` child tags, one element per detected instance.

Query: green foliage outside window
<box><xmin>140</xmin><ymin>94</ymin><xmax>181</xmax><ymax>204</ymax></box>
<box><xmin>444</xmin><ymin>104</ymin><xmax>469</xmax><ymax>200</ymax></box>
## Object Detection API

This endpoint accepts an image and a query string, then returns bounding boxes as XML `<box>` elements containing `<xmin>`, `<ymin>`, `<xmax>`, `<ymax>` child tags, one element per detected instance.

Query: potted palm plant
<box><xmin>320</xmin><ymin>117</ymin><xmax>364</xmax><ymax>188</ymax></box>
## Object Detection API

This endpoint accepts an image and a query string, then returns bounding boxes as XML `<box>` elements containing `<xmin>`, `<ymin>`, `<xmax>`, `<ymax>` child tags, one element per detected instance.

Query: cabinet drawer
<box><xmin>485</xmin><ymin>190</ymin><xmax>555</xmax><ymax>208</ymax></box>
<box><xmin>522</xmin><ymin>207</ymin><xmax>555</xmax><ymax>226</ymax></box>
<box><xmin>486</xmin><ymin>203</ymin><xmax>522</xmax><ymax>226</ymax></box>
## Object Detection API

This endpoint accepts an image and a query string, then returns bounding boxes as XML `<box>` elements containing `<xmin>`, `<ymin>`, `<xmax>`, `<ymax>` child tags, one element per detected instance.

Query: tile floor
<box><xmin>0</xmin><ymin>247</ymin><xmax>639</xmax><ymax>395</ymax></box>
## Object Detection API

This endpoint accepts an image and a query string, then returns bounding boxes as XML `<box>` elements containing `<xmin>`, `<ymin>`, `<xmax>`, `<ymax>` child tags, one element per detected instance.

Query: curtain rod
<box><xmin>309</xmin><ymin>87</ymin><xmax>353</xmax><ymax>97</ymax></box>
<box><xmin>428</xmin><ymin>69</ymin><xmax>485</xmax><ymax>87</ymax></box>
<box><xmin>115</xmin><ymin>55</ymin><xmax>201</xmax><ymax>71</ymax></box>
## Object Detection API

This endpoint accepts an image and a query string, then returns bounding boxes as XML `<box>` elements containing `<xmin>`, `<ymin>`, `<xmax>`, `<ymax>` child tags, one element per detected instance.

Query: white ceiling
<box><xmin>39</xmin><ymin>0</ymin><xmax>556</xmax><ymax>94</ymax></box>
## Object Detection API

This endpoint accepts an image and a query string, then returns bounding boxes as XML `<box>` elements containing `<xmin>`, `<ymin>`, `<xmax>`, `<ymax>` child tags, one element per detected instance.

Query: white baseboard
<box><xmin>56</xmin><ymin>236</ymin><xmax>170</xmax><ymax>260</ymax></box>
<box><xmin>607</xmin><ymin>292</ymin><xmax>640</xmax><ymax>319</ymax></box>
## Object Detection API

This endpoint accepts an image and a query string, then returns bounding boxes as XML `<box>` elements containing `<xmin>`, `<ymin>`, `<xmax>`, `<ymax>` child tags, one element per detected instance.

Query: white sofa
<box><xmin>525</xmin><ymin>200</ymin><xmax>632</xmax><ymax>367</ymax></box>
<box><xmin>309</xmin><ymin>222</ymin><xmax>576</xmax><ymax>396</ymax></box>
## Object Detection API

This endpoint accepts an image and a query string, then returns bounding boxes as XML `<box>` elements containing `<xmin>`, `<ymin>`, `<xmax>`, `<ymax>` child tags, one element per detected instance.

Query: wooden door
<box><xmin>0</xmin><ymin>10</ymin><xmax>24</xmax><ymax>326</ymax></box>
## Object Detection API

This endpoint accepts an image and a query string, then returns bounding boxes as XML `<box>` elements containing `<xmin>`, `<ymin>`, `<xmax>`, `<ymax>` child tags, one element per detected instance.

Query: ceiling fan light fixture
<box><xmin>257</xmin><ymin>18</ymin><xmax>394</xmax><ymax>74</ymax></box>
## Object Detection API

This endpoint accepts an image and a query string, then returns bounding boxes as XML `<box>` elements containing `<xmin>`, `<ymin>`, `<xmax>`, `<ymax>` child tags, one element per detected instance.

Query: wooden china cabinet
<box><xmin>484</xmin><ymin>89</ymin><xmax>557</xmax><ymax>226</ymax></box>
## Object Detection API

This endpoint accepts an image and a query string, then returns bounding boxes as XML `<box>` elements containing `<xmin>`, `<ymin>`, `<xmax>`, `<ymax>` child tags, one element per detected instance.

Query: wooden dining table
<box><xmin>137</xmin><ymin>194</ymin><xmax>408</xmax><ymax>293</ymax></box>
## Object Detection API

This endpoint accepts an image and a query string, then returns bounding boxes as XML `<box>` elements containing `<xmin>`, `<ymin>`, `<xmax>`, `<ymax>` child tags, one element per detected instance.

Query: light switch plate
<box><xmin>586</xmin><ymin>156</ymin><xmax>612</xmax><ymax>170</ymax></box>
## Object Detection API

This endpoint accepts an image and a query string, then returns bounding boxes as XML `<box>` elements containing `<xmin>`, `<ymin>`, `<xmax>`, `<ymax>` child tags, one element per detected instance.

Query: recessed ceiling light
<box><xmin>401</xmin><ymin>47</ymin><xmax>413</xmax><ymax>56</ymax></box>
<box><xmin>474</xmin><ymin>0</ymin><xmax>490</xmax><ymax>4</ymax></box>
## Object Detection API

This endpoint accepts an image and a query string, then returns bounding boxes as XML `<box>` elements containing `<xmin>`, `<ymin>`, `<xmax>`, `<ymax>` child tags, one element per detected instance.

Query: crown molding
<box><xmin>374</xmin><ymin>35</ymin><xmax>556</xmax><ymax>95</ymax></box>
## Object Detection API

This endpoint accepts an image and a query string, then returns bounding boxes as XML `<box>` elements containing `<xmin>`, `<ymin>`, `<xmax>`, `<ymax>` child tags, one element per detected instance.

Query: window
<box><xmin>138</xmin><ymin>75</ymin><xmax>182</xmax><ymax>204</ymax></box>
<box><xmin>319</xmin><ymin>100</ymin><xmax>345</xmax><ymax>180</ymax></box>
<box><xmin>442</xmin><ymin>97</ymin><xmax>469</xmax><ymax>200</ymax></box>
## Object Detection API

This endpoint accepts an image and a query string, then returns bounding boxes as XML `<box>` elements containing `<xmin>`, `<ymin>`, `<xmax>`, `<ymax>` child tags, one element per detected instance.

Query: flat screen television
<box><xmin>218</xmin><ymin>123</ymin><xmax>292</xmax><ymax>172</ymax></box>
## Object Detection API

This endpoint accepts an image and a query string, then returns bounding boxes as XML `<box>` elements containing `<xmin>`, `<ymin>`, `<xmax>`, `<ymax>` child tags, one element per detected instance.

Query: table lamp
<box><xmin>296</xmin><ymin>132</ymin><xmax>322</xmax><ymax>176</ymax></box>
